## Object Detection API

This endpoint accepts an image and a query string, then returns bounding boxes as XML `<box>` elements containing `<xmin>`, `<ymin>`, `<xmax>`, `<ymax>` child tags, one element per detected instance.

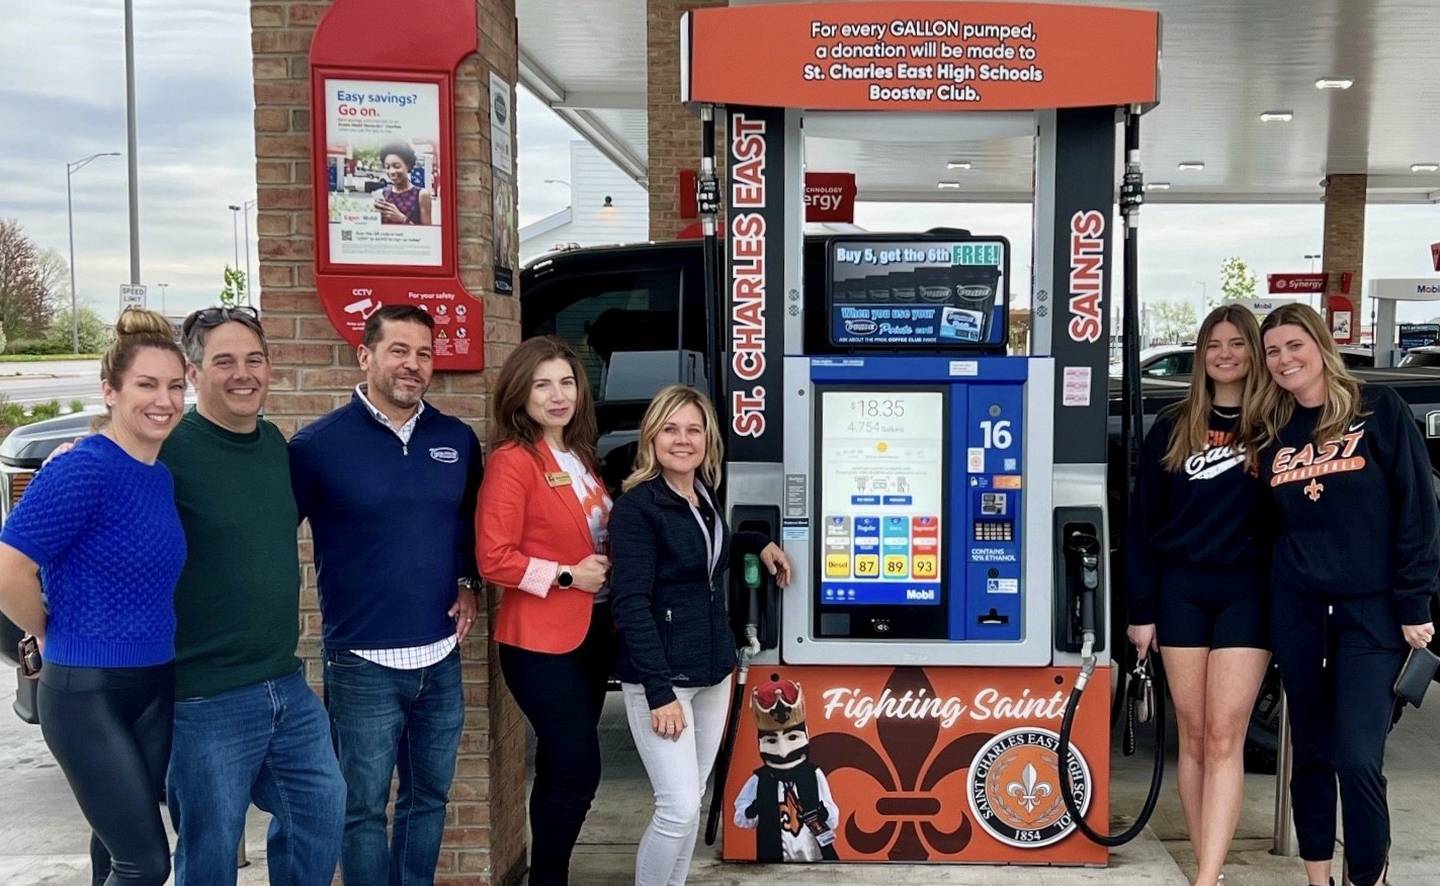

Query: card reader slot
<box><xmin>976</xmin><ymin>608</ymin><xmax>1010</xmax><ymax>626</ymax></box>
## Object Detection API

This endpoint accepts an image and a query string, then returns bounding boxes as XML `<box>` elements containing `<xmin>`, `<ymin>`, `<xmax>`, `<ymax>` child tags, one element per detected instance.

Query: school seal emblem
<box><xmin>966</xmin><ymin>727</ymin><xmax>1091</xmax><ymax>848</ymax></box>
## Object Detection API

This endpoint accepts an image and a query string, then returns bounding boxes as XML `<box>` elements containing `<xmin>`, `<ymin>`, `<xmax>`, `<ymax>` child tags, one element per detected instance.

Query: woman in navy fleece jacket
<box><xmin>608</xmin><ymin>385</ymin><xmax>790</xmax><ymax>885</ymax></box>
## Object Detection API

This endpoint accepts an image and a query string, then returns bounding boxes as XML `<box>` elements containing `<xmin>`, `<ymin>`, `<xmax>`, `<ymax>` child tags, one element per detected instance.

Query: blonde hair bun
<box><xmin>115</xmin><ymin>307</ymin><xmax>174</xmax><ymax>339</ymax></box>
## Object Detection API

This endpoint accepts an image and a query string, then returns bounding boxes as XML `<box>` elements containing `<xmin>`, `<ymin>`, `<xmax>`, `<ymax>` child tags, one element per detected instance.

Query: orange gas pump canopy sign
<box><xmin>685</xmin><ymin>2</ymin><xmax>1159</xmax><ymax>112</ymax></box>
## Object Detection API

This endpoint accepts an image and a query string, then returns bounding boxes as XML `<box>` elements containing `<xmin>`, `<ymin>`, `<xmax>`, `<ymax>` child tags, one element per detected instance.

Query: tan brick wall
<box><xmin>251</xmin><ymin>2</ymin><xmax>526</xmax><ymax>882</ymax></box>
<box><xmin>646</xmin><ymin>0</ymin><xmax>726</xmax><ymax>240</ymax></box>
<box><xmin>1322</xmin><ymin>173</ymin><xmax>1366</xmax><ymax>333</ymax></box>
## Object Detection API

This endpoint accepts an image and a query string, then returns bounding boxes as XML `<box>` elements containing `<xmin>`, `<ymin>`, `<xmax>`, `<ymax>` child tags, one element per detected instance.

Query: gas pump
<box><xmin>681</xmin><ymin>1</ymin><xmax>1163</xmax><ymax>866</ymax></box>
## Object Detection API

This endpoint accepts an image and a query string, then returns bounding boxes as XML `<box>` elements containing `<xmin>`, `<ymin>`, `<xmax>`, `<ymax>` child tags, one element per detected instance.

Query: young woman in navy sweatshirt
<box><xmin>0</xmin><ymin>309</ymin><xmax>188</xmax><ymax>886</ymax></box>
<box><xmin>1126</xmin><ymin>304</ymin><xmax>1271</xmax><ymax>886</ymax></box>
<box><xmin>1254</xmin><ymin>303</ymin><xmax>1439</xmax><ymax>886</ymax></box>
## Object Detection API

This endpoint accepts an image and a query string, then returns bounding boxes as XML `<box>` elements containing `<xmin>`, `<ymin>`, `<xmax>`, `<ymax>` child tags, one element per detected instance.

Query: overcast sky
<box><xmin>4</xmin><ymin>1</ymin><xmax>1439</xmax><ymax>328</ymax></box>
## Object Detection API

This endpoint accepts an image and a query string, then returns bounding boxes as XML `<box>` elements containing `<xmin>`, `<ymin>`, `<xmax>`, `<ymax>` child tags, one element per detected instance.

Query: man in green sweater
<box><xmin>161</xmin><ymin>307</ymin><xmax>346</xmax><ymax>884</ymax></box>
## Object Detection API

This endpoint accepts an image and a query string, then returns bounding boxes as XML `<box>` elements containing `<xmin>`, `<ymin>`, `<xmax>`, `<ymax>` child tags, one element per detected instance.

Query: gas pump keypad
<box><xmin>974</xmin><ymin>521</ymin><xmax>1014</xmax><ymax>542</ymax></box>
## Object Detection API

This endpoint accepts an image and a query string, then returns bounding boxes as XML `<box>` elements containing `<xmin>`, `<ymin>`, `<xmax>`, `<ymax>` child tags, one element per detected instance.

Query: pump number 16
<box><xmin>979</xmin><ymin>420</ymin><xmax>1013</xmax><ymax>450</ymax></box>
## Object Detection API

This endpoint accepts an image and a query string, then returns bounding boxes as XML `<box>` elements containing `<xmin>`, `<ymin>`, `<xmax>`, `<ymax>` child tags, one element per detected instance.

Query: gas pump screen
<box><xmin>818</xmin><ymin>389</ymin><xmax>945</xmax><ymax>605</ymax></box>
<box><xmin>828</xmin><ymin>237</ymin><xmax>1009</xmax><ymax>348</ymax></box>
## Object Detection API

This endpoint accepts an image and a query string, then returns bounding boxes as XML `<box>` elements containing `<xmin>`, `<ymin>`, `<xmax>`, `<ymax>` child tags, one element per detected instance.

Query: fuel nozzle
<box><xmin>1064</xmin><ymin>529</ymin><xmax>1103</xmax><ymax>681</ymax></box>
<box><xmin>740</xmin><ymin>553</ymin><xmax>762</xmax><ymax>660</ymax></box>
<box><xmin>1066</xmin><ymin>530</ymin><xmax>1101</xmax><ymax>593</ymax></box>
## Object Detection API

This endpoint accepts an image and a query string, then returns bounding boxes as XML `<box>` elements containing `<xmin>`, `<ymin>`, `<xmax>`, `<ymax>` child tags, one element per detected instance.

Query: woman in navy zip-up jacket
<box><xmin>609</xmin><ymin>385</ymin><xmax>790</xmax><ymax>886</ymax></box>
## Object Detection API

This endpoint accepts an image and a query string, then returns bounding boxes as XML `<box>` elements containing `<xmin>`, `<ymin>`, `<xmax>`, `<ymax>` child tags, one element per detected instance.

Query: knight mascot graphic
<box><xmin>733</xmin><ymin>677</ymin><xmax>840</xmax><ymax>861</ymax></box>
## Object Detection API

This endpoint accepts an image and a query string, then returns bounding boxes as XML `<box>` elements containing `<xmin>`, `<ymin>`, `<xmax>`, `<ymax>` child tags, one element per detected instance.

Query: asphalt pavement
<box><xmin>0</xmin><ymin>360</ymin><xmax>102</xmax><ymax>408</ymax></box>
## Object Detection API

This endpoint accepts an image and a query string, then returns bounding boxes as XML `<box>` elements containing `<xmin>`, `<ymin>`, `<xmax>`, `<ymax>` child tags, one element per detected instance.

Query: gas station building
<box><xmin>246</xmin><ymin>1</ymin><xmax>1440</xmax><ymax>882</ymax></box>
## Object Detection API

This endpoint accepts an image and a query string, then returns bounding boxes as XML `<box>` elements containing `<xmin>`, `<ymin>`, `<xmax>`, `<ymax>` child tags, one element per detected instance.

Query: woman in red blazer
<box><xmin>476</xmin><ymin>335</ymin><xmax>612</xmax><ymax>886</ymax></box>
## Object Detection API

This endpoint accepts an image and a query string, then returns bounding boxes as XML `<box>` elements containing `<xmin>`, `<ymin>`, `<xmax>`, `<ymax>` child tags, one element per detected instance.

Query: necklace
<box><xmin>1211</xmin><ymin>404</ymin><xmax>1240</xmax><ymax>420</ymax></box>
<box><xmin>665</xmin><ymin>478</ymin><xmax>699</xmax><ymax>505</ymax></box>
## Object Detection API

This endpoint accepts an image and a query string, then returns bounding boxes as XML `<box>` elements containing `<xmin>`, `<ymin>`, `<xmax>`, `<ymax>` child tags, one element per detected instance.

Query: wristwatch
<box><xmin>458</xmin><ymin>577</ymin><xmax>481</xmax><ymax>593</ymax></box>
<box><xmin>557</xmin><ymin>566</ymin><xmax>575</xmax><ymax>589</ymax></box>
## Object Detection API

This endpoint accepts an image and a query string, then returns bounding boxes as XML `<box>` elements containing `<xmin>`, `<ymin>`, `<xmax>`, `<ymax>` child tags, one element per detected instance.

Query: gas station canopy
<box><xmin>517</xmin><ymin>0</ymin><xmax>1440</xmax><ymax>203</ymax></box>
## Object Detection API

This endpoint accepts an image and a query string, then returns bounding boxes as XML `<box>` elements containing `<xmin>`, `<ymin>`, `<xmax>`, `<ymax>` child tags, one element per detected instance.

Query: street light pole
<box><xmin>1195</xmin><ymin>279</ymin><xmax>1208</xmax><ymax>320</ymax></box>
<box><xmin>123</xmin><ymin>0</ymin><xmax>141</xmax><ymax>284</ymax></box>
<box><xmin>156</xmin><ymin>282</ymin><xmax>168</xmax><ymax>315</ymax></box>
<box><xmin>65</xmin><ymin>152</ymin><xmax>121</xmax><ymax>352</ymax></box>
<box><xmin>243</xmin><ymin>199</ymin><xmax>256</xmax><ymax>307</ymax></box>
<box><xmin>227</xmin><ymin>204</ymin><xmax>241</xmax><ymax>271</ymax></box>
<box><xmin>1304</xmin><ymin>252</ymin><xmax>1322</xmax><ymax>273</ymax></box>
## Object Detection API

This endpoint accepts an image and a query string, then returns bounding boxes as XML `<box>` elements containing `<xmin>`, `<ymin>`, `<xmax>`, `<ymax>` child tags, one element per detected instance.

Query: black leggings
<box><xmin>1272</xmin><ymin>589</ymin><xmax>1407</xmax><ymax>886</ymax></box>
<box><xmin>37</xmin><ymin>662</ymin><xmax>174</xmax><ymax>886</ymax></box>
<box><xmin>499</xmin><ymin>604</ymin><xmax>613</xmax><ymax>886</ymax></box>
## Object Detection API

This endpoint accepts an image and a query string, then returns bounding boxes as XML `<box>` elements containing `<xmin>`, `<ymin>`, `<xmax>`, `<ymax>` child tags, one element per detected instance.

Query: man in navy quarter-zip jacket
<box><xmin>289</xmin><ymin>305</ymin><xmax>483</xmax><ymax>886</ymax></box>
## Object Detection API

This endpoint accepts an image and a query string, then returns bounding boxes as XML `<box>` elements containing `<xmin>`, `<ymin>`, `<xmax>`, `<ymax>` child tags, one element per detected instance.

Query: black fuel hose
<box><xmin>704</xmin><ymin>668</ymin><xmax>748</xmax><ymax>846</ymax></box>
<box><xmin>1057</xmin><ymin>652</ymin><xmax>1167</xmax><ymax>846</ymax></box>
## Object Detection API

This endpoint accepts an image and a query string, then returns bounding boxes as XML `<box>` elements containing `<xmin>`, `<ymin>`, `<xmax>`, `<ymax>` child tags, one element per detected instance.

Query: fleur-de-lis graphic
<box><xmin>1005</xmin><ymin>763</ymin><xmax>1053</xmax><ymax>813</ymax></box>
<box><xmin>1304</xmin><ymin>478</ymin><xmax>1324</xmax><ymax>502</ymax></box>
<box><xmin>809</xmin><ymin>668</ymin><xmax>992</xmax><ymax>861</ymax></box>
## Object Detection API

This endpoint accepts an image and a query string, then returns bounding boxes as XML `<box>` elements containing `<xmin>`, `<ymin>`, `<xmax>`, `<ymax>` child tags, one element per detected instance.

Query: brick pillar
<box><xmin>1322</xmin><ymin>173</ymin><xmax>1366</xmax><ymax>339</ymax></box>
<box><xmin>250</xmin><ymin>2</ymin><xmax>526</xmax><ymax>882</ymax></box>
<box><xmin>646</xmin><ymin>0</ymin><xmax>726</xmax><ymax>240</ymax></box>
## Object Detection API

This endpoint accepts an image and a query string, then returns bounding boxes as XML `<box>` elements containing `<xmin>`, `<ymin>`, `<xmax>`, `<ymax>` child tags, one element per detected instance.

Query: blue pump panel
<box><xmin>810</xmin><ymin>356</ymin><xmax>1026</xmax><ymax>642</ymax></box>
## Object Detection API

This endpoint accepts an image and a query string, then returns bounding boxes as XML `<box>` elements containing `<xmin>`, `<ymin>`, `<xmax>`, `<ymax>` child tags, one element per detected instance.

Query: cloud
<box><xmin>1</xmin><ymin>0</ymin><xmax>255</xmax><ymax>318</ymax></box>
<box><xmin>4</xmin><ymin>1</ymin><xmax>1436</xmax><ymax>335</ymax></box>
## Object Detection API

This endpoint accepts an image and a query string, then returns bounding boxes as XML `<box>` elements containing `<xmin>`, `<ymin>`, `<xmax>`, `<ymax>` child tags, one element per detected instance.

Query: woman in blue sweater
<box><xmin>609</xmin><ymin>385</ymin><xmax>790</xmax><ymax>885</ymax></box>
<box><xmin>0</xmin><ymin>308</ymin><xmax>187</xmax><ymax>886</ymax></box>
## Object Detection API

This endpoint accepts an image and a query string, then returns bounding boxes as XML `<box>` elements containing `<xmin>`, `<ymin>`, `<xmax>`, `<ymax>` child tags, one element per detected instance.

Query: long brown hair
<box><xmin>1251</xmin><ymin>303</ymin><xmax>1365</xmax><ymax>451</ymax></box>
<box><xmin>622</xmin><ymin>385</ymin><xmax>724</xmax><ymax>493</ymax></box>
<box><xmin>489</xmin><ymin>336</ymin><xmax>598</xmax><ymax>468</ymax></box>
<box><xmin>1160</xmin><ymin>304</ymin><xmax>1264</xmax><ymax>472</ymax></box>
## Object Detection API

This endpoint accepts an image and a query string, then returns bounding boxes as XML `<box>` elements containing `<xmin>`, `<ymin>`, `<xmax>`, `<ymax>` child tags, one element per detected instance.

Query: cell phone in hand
<box><xmin>18</xmin><ymin>635</ymin><xmax>41</xmax><ymax>679</ymax></box>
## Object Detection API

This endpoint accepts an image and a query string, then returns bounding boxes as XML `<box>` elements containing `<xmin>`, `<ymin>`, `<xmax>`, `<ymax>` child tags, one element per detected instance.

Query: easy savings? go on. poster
<box><xmin>324</xmin><ymin>79</ymin><xmax>444</xmax><ymax>268</ymax></box>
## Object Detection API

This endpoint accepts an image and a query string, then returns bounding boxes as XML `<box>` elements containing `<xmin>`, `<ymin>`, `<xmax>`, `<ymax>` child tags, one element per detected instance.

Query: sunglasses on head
<box><xmin>182</xmin><ymin>306</ymin><xmax>261</xmax><ymax>337</ymax></box>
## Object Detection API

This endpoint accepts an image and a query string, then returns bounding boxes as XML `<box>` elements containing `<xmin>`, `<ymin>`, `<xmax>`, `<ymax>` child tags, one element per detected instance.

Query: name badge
<box><xmin>546</xmin><ymin>471</ymin><xmax>572</xmax><ymax>488</ymax></box>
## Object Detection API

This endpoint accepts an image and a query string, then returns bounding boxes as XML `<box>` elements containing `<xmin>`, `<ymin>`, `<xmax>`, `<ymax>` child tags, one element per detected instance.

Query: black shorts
<box><xmin>1155</xmin><ymin>562</ymin><xmax>1269</xmax><ymax>650</ymax></box>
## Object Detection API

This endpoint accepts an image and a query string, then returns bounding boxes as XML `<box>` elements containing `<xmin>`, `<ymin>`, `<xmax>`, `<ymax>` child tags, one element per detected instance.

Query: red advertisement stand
<box><xmin>308</xmin><ymin>0</ymin><xmax>486</xmax><ymax>370</ymax></box>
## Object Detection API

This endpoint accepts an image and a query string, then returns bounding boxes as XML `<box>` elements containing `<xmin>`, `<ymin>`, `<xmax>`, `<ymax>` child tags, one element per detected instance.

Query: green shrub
<box><xmin>7</xmin><ymin>338</ymin><xmax>70</xmax><ymax>356</ymax></box>
<box><xmin>29</xmin><ymin>401</ymin><xmax>61</xmax><ymax>421</ymax></box>
<box><xmin>69</xmin><ymin>399</ymin><xmax>86</xmax><ymax>414</ymax></box>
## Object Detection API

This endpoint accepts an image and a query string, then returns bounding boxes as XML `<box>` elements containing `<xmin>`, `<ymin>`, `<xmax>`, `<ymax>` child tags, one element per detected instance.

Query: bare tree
<box><xmin>0</xmin><ymin>220</ymin><xmax>54</xmax><ymax>338</ymax></box>
<box><xmin>35</xmin><ymin>248</ymin><xmax>70</xmax><ymax>313</ymax></box>
<box><xmin>1151</xmin><ymin>300</ymin><xmax>1198</xmax><ymax>343</ymax></box>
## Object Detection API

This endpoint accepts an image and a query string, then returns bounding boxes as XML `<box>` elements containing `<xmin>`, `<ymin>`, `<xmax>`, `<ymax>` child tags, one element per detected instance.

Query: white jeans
<box><xmin>621</xmin><ymin>677</ymin><xmax>733</xmax><ymax>886</ymax></box>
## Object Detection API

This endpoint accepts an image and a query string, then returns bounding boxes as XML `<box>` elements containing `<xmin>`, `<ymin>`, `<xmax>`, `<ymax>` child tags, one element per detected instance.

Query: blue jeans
<box><xmin>323</xmin><ymin>649</ymin><xmax>464</xmax><ymax>886</ymax></box>
<box><xmin>167</xmin><ymin>668</ymin><xmax>346</xmax><ymax>886</ymax></box>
